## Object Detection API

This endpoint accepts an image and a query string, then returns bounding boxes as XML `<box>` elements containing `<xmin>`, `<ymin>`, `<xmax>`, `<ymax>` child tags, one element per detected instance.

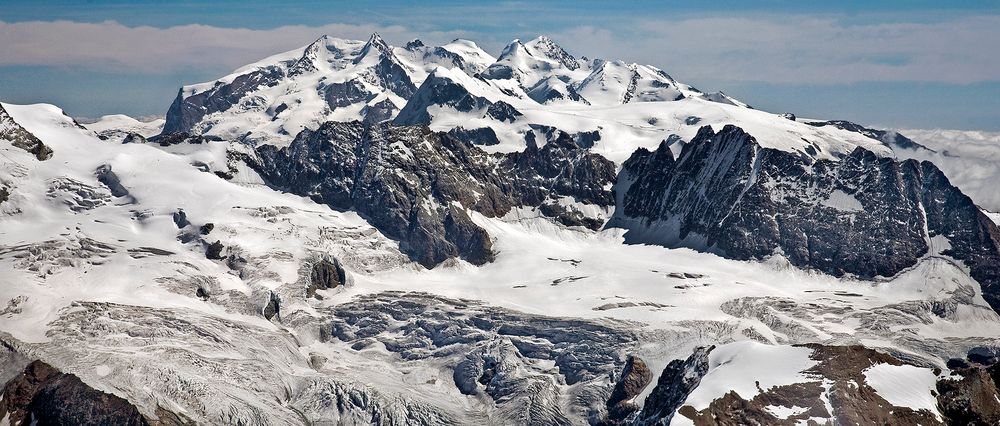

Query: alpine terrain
<box><xmin>2</xmin><ymin>33</ymin><xmax>1000</xmax><ymax>425</ymax></box>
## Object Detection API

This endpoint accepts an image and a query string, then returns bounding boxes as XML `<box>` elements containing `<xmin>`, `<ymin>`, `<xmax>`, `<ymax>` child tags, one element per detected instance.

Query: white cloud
<box><xmin>894</xmin><ymin>129</ymin><xmax>1000</xmax><ymax>211</ymax></box>
<box><xmin>0</xmin><ymin>14</ymin><xmax>998</xmax><ymax>84</ymax></box>
<box><xmin>0</xmin><ymin>20</ymin><xmax>473</xmax><ymax>74</ymax></box>
<box><xmin>550</xmin><ymin>15</ymin><xmax>1000</xmax><ymax>84</ymax></box>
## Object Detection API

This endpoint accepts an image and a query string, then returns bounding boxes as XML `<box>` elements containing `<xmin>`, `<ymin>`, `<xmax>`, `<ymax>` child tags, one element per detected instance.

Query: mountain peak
<box><xmin>498</xmin><ymin>39</ymin><xmax>529</xmax><ymax>60</ymax></box>
<box><xmin>525</xmin><ymin>35</ymin><xmax>579</xmax><ymax>70</ymax></box>
<box><xmin>354</xmin><ymin>32</ymin><xmax>395</xmax><ymax>64</ymax></box>
<box><xmin>364</xmin><ymin>32</ymin><xmax>390</xmax><ymax>51</ymax></box>
<box><xmin>404</xmin><ymin>39</ymin><xmax>425</xmax><ymax>50</ymax></box>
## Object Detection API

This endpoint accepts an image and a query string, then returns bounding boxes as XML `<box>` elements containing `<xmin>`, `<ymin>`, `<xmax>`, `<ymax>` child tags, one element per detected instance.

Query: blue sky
<box><xmin>1</xmin><ymin>0</ymin><xmax>999</xmax><ymax>129</ymax></box>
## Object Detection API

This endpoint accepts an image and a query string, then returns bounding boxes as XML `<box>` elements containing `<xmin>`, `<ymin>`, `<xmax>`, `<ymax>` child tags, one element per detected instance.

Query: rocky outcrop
<box><xmin>307</xmin><ymin>258</ymin><xmax>346</xmax><ymax>298</ymax></box>
<box><xmin>249</xmin><ymin>121</ymin><xmax>615</xmax><ymax>267</ymax></box>
<box><xmin>446</xmin><ymin>126</ymin><xmax>500</xmax><ymax>146</ymax></box>
<box><xmin>938</xmin><ymin>347</ymin><xmax>1000</xmax><ymax>424</ymax></box>
<box><xmin>205</xmin><ymin>240</ymin><xmax>225</xmax><ymax>260</ymax></box>
<box><xmin>0</xmin><ymin>104</ymin><xmax>53</xmax><ymax>160</ymax></box>
<box><xmin>642</xmin><ymin>344</ymin><xmax>945</xmax><ymax>425</ymax></box>
<box><xmin>163</xmin><ymin>66</ymin><xmax>284</xmax><ymax>135</ymax></box>
<box><xmin>633</xmin><ymin>346</ymin><xmax>712</xmax><ymax>425</ymax></box>
<box><xmin>611</xmin><ymin>124</ymin><xmax>1000</xmax><ymax>312</ymax></box>
<box><xmin>95</xmin><ymin>164</ymin><xmax>135</xmax><ymax>202</ymax></box>
<box><xmin>392</xmin><ymin>71</ymin><xmax>493</xmax><ymax>126</ymax></box>
<box><xmin>0</xmin><ymin>360</ymin><xmax>148</xmax><ymax>425</ymax></box>
<box><xmin>604</xmin><ymin>355</ymin><xmax>654</xmax><ymax>424</ymax></box>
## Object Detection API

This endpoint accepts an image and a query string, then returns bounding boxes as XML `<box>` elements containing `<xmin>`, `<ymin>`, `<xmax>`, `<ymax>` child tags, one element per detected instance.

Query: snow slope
<box><xmin>82</xmin><ymin>114</ymin><xmax>164</xmax><ymax>139</ymax></box>
<box><xmin>3</xmin><ymin>101</ymin><xmax>999</xmax><ymax>423</ymax></box>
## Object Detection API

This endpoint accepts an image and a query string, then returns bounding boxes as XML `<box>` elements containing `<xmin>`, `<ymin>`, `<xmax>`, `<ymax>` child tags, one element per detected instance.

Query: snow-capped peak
<box><xmin>497</xmin><ymin>39</ymin><xmax>529</xmax><ymax>62</ymax></box>
<box><xmin>355</xmin><ymin>32</ymin><xmax>393</xmax><ymax>64</ymax></box>
<box><xmin>524</xmin><ymin>35</ymin><xmax>579</xmax><ymax>70</ymax></box>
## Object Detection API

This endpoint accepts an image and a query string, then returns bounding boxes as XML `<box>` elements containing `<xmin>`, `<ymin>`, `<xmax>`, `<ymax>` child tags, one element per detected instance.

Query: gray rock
<box><xmin>0</xmin><ymin>104</ymin><xmax>52</xmax><ymax>161</ymax></box>
<box><xmin>611</xmin><ymin>124</ymin><xmax>1000</xmax><ymax>313</ymax></box>
<box><xmin>633</xmin><ymin>346</ymin><xmax>713</xmax><ymax>425</ymax></box>
<box><xmin>248</xmin><ymin>121</ymin><xmax>615</xmax><ymax>268</ymax></box>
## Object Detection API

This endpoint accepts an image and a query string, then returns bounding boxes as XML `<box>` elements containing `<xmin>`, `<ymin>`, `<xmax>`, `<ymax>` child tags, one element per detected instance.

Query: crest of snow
<box><xmin>83</xmin><ymin>114</ymin><xmax>164</xmax><ymax>137</ymax></box>
<box><xmin>442</xmin><ymin>39</ymin><xmax>497</xmax><ymax>68</ymax></box>
<box><xmin>862</xmin><ymin>363</ymin><xmax>941</xmax><ymax>418</ymax></box>
<box><xmin>984</xmin><ymin>209</ymin><xmax>1000</xmax><ymax>226</ymax></box>
<box><xmin>676</xmin><ymin>341</ymin><xmax>817</xmax><ymax>411</ymax></box>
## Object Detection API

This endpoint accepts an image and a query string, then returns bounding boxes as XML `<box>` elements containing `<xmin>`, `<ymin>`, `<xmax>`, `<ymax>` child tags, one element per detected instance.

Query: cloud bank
<box><xmin>2</xmin><ymin>14</ymin><xmax>999</xmax><ymax>85</ymax></box>
<box><xmin>894</xmin><ymin>129</ymin><xmax>1000</xmax><ymax>212</ymax></box>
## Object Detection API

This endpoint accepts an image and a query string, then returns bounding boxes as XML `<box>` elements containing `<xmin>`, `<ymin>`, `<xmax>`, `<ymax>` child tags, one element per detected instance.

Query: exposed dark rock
<box><xmin>360</xmin><ymin>98</ymin><xmax>397</xmax><ymax>124</ymax></box>
<box><xmin>323</xmin><ymin>80</ymin><xmax>374</xmax><ymax>109</ymax></box>
<box><xmin>0</xmin><ymin>104</ymin><xmax>53</xmax><ymax>161</ymax></box>
<box><xmin>199</xmin><ymin>223</ymin><xmax>214</xmax><ymax>235</ymax></box>
<box><xmin>529</xmin><ymin>124</ymin><xmax>602</xmax><ymax>149</ymax></box>
<box><xmin>122</xmin><ymin>133</ymin><xmax>148</xmax><ymax>144</ymax></box>
<box><xmin>968</xmin><ymin>346</ymin><xmax>1000</xmax><ymax>366</ymax></box>
<box><xmin>612</xmin><ymin>124</ymin><xmax>1000</xmax><ymax>312</ymax></box>
<box><xmin>404</xmin><ymin>39</ymin><xmax>425</xmax><ymax>49</ymax></box>
<box><xmin>148</xmin><ymin>132</ymin><xmax>210</xmax><ymax>146</ymax></box>
<box><xmin>171</xmin><ymin>209</ymin><xmax>189</xmax><ymax>228</ymax></box>
<box><xmin>485</xmin><ymin>100</ymin><xmax>522</xmax><ymax>123</ymax></box>
<box><xmin>225</xmin><ymin>253</ymin><xmax>247</xmax><ymax>271</ymax></box>
<box><xmin>307</xmin><ymin>259</ymin><xmax>346</xmax><ymax>298</ymax></box>
<box><xmin>446</xmin><ymin>126</ymin><xmax>500</xmax><ymax>146</ymax></box>
<box><xmin>205</xmin><ymin>240</ymin><xmax>225</xmax><ymax>260</ymax></box>
<box><xmin>263</xmin><ymin>291</ymin><xmax>280</xmax><ymax>321</ymax></box>
<box><xmin>0</xmin><ymin>360</ymin><xmax>148</xmax><ymax>426</ymax></box>
<box><xmin>805</xmin><ymin>119</ymin><xmax>932</xmax><ymax>152</ymax></box>
<box><xmin>393</xmin><ymin>71</ymin><xmax>493</xmax><ymax>125</ymax></box>
<box><xmin>163</xmin><ymin>66</ymin><xmax>285</xmax><ymax>134</ymax></box>
<box><xmin>633</xmin><ymin>346</ymin><xmax>712</xmax><ymax>425</ymax></box>
<box><xmin>937</xmin><ymin>362</ymin><xmax>1000</xmax><ymax>425</ymax></box>
<box><xmin>195</xmin><ymin>287</ymin><xmax>210</xmax><ymax>301</ymax></box>
<box><xmin>660</xmin><ymin>345</ymin><xmax>941</xmax><ymax>425</ymax></box>
<box><xmin>0</xmin><ymin>186</ymin><xmax>8</xmax><ymax>206</ymax></box>
<box><xmin>604</xmin><ymin>355</ymin><xmax>653</xmax><ymax>424</ymax></box>
<box><xmin>778</xmin><ymin>113</ymin><xmax>796</xmax><ymax>121</ymax></box>
<box><xmin>248</xmin><ymin>121</ymin><xmax>615</xmax><ymax>267</ymax></box>
<box><xmin>95</xmin><ymin>164</ymin><xmax>134</xmax><ymax>201</ymax></box>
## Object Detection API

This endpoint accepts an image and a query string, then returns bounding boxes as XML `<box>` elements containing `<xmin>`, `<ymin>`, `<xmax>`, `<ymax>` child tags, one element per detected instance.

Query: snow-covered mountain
<box><xmin>3</xmin><ymin>33</ymin><xmax>1000</xmax><ymax>425</ymax></box>
<box><xmin>162</xmin><ymin>33</ymin><xmax>891</xmax><ymax>163</ymax></box>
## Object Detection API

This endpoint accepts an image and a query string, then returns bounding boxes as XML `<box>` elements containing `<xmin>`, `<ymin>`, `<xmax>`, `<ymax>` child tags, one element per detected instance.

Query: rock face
<box><xmin>612</xmin><ymin>124</ymin><xmax>1000</xmax><ymax>312</ymax></box>
<box><xmin>307</xmin><ymin>258</ymin><xmax>346</xmax><ymax>298</ymax></box>
<box><xmin>604</xmin><ymin>355</ymin><xmax>654</xmax><ymax>424</ymax></box>
<box><xmin>661</xmin><ymin>344</ymin><xmax>943</xmax><ymax>425</ymax></box>
<box><xmin>0</xmin><ymin>360</ymin><xmax>148</xmax><ymax>425</ymax></box>
<box><xmin>633</xmin><ymin>346</ymin><xmax>712</xmax><ymax>425</ymax></box>
<box><xmin>0</xmin><ymin>103</ymin><xmax>53</xmax><ymax>160</ymax></box>
<box><xmin>250</xmin><ymin>121</ymin><xmax>615</xmax><ymax>267</ymax></box>
<box><xmin>937</xmin><ymin>348</ymin><xmax>1000</xmax><ymax>424</ymax></box>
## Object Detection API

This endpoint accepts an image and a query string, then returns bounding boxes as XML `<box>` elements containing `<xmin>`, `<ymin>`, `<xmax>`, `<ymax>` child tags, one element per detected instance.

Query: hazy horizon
<box><xmin>2</xmin><ymin>0</ymin><xmax>999</xmax><ymax>130</ymax></box>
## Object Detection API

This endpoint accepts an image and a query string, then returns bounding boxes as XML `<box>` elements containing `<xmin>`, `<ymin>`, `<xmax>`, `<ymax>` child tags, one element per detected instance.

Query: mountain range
<box><xmin>2</xmin><ymin>33</ymin><xmax>1000</xmax><ymax>425</ymax></box>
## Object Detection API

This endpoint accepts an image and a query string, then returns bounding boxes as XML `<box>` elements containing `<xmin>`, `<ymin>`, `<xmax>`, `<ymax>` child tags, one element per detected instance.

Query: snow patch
<box><xmin>863</xmin><ymin>363</ymin><xmax>941</xmax><ymax>418</ymax></box>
